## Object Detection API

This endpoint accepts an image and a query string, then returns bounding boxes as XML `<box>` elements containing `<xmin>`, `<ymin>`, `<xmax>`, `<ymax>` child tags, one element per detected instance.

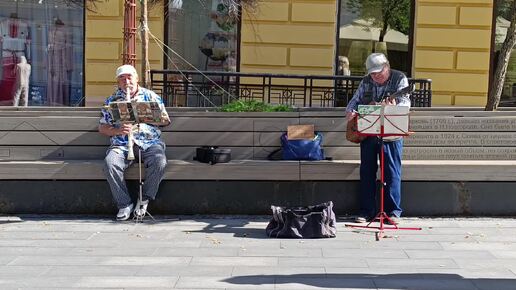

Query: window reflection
<box><xmin>168</xmin><ymin>0</ymin><xmax>237</xmax><ymax>72</ymax></box>
<box><xmin>167</xmin><ymin>0</ymin><xmax>239</xmax><ymax>107</ymax></box>
<box><xmin>337</xmin><ymin>0</ymin><xmax>411</xmax><ymax>76</ymax></box>
<box><xmin>0</xmin><ymin>0</ymin><xmax>83</xmax><ymax>107</ymax></box>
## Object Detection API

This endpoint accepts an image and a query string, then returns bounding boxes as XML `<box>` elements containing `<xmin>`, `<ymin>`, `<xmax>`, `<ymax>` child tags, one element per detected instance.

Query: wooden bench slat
<box><xmin>0</xmin><ymin>117</ymin><xmax>100</xmax><ymax>131</ymax></box>
<box><xmin>404</xmin><ymin>132</ymin><xmax>516</xmax><ymax>146</ymax></box>
<box><xmin>410</xmin><ymin>110</ymin><xmax>516</xmax><ymax>116</ymax></box>
<box><xmin>0</xmin><ymin>132</ymin><xmax>109</xmax><ymax>146</ymax></box>
<box><xmin>0</xmin><ymin>146</ymin><xmax>257</xmax><ymax>160</ymax></box>
<box><xmin>163</xmin><ymin>132</ymin><xmax>254</xmax><ymax>146</ymax></box>
<box><xmin>299</xmin><ymin>117</ymin><xmax>348</xmax><ymax>132</ymax></box>
<box><xmin>257</xmin><ymin>146</ymin><xmax>516</xmax><ymax>161</ymax></box>
<box><xmin>6</xmin><ymin>115</ymin><xmax>514</xmax><ymax>134</ymax></box>
<box><xmin>161</xmin><ymin>160</ymin><xmax>300</xmax><ymax>180</ymax></box>
<box><xmin>2</xmin><ymin>160</ymin><xmax>514</xmax><ymax>181</ymax></box>
<box><xmin>167</xmin><ymin>117</ymin><xmax>254</xmax><ymax>131</ymax></box>
<box><xmin>301</xmin><ymin>160</ymin><xmax>516</xmax><ymax>181</ymax></box>
<box><xmin>252</xmin><ymin>118</ymin><xmax>300</xmax><ymax>131</ymax></box>
<box><xmin>3</xmin><ymin>145</ymin><xmax>515</xmax><ymax>161</ymax></box>
<box><xmin>0</xmin><ymin>160</ymin><xmax>300</xmax><ymax>181</ymax></box>
<box><xmin>409</xmin><ymin>116</ymin><xmax>516</xmax><ymax>132</ymax></box>
<box><xmin>0</xmin><ymin>132</ymin><xmax>254</xmax><ymax>147</ymax></box>
<box><xmin>403</xmin><ymin>147</ymin><xmax>516</xmax><ymax>160</ymax></box>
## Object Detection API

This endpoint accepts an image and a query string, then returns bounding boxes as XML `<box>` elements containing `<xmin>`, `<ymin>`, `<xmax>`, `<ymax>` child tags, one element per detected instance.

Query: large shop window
<box><xmin>167</xmin><ymin>0</ymin><xmax>238</xmax><ymax>73</ymax></box>
<box><xmin>0</xmin><ymin>0</ymin><xmax>83</xmax><ymax>107</ymax></box>
<box><xmin>337</xmin><ymin>0</ymin><xmax>411</xmax><ymax>77</ymax></box>
<box><xmin>494</xmin><ymin>0</ymin><xmax>515</xmax><ymax>106</ymax></box>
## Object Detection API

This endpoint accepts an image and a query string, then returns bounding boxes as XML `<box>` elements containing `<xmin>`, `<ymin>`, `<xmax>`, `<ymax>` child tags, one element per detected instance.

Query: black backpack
<box><xmin>193</xmin><ymin>146</ymin><xmax>231</xmax><ymax>165</ymax></box>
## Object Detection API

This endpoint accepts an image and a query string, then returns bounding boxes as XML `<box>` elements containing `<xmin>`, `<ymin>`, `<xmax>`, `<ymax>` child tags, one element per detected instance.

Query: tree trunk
<box><xmin>486</xmin><ymin>0</ymin><xmax>516</xmax><ymax>111</ymax></box>
<box><xmin>140</xmin><ymin>0</ymin><xmax>150</xmax><ymax>88</ymax></box>
<box><xmin>379</xmin><ymin>20</ymin><xmax>388</xmax><ymax>43</ymax></box>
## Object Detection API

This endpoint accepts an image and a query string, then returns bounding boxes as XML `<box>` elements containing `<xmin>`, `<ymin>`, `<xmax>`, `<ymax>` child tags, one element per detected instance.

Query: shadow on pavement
<box><xmin>223</xmin><ymin>273</ymin><xmax>516</xmax><ymax>289</ymax></box>
<box><xmin>179</xmin><ymin>217</ymin><xmax>270</xmax><ymax>239</ymax></box>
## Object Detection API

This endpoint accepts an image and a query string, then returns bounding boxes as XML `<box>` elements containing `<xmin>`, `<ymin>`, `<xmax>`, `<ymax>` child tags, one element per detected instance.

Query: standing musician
<box><xmin>345</xmin><ymin>53</ymin><xmax>411</xmax><ymax>225</ymax></box>
<box><xmin>99</xmin><ymin>64</ymin><xmax>170</xmax><ymax>221</ymax></box>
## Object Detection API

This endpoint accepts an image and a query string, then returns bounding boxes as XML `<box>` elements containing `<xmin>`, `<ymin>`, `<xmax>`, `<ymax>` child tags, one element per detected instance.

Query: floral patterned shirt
<box><xmin>100</xmin><ymin>86</ymin><xmax>169</xmax><ymax>153</ymax></box>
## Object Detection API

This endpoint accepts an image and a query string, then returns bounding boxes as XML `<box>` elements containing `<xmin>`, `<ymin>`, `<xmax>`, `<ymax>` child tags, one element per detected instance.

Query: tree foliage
<box><xmin>497</xmin><ymin>0</ymin><xmax>514</xmax><ymax>19</ymax></box>
<box><xmin>345</xmin><ymin>0</ymin><xmax>410</xmax><ymax>42</ymax></box>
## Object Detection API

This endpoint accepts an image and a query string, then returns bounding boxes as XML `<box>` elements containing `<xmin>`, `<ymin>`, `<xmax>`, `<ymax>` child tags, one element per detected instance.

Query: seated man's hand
<box><xmin>119</xmin><ymin>123</ymin><xmax>133</xmax><ymax>136</ymax></box>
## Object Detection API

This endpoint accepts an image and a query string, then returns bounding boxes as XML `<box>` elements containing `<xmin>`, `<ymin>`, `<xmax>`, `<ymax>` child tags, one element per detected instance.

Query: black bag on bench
<box><xmin>194</xmin><ymin>146</ymin><xmax>231</xmax><ymax>165</ymax></box>
<box><xmin>265</xmin><ymin>201</ymin><xmax>337</xmax><ymax>238</ymax></box>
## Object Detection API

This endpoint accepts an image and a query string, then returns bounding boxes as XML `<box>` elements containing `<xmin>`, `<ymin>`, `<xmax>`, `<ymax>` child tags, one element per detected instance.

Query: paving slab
<box><xmin>136</xmin><ymin>265</ymin><xmax>234</xmax><ymax>277</ymax></box>
<box><xmin>231</xmin><ymin>266</ymin><xmax>326</xmax><ymax>277</ymax></box>
<box><xmin>0</xmin><ymin>215</ymin><xmax>515</xmax><ymax>289</ymax></box>
<box><xmin>404</xmin><ymin>249</ymin><xmax>495</xmax><ymax>259</ymax></box>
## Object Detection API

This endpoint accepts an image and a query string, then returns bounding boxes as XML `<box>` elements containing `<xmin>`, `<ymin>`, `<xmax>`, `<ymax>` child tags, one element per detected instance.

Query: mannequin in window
<box><xmin>335</xmin><ymin>56</ymin><xmax>351</xmax><ymax>107</ymax></box>
<box><xmin>338</xmin><ymin>56</ymin><xmax>351</xmax><ymax>76</ymax></box>
<box><xmin>47</xmin><ymin>17</ymin><xmax>73</xmax><ymax>106</ymax></box>
<box><xmin>13</xmin><ymin>55</ymin><xmax>30</xmax><ymax>106</ymax></box>
<box><xmin>0</xmin><ymin>13</ymin><xmax>31</xmax><ymax>105</ymax></box>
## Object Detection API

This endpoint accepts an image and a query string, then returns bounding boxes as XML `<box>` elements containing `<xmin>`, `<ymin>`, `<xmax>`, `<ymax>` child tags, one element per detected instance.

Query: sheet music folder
<box><xmin>357</xmin><ymin>105</ymin><xmax>410</xmax><ymax>136</ymax></box>
<box><xmin>108</xmin><ymin>101</ymin><xmax>165</xmax><ymax>123</ymax></box>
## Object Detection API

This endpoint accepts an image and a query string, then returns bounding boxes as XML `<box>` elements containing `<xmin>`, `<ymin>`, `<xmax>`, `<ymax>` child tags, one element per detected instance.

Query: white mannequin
<box><xmin>13</xmin><ymin>55</ymin><xmax>30</xmax><ymax>106</ymax></box>
<box><xmin>0</xmin><ymin>14</ymin><xmax>30</xmax><ymax>105</ymax></box>
<box><xmin>338</xmin><ymin>56</ymin><xmax>351</xmax><ymax>76</ymax></box>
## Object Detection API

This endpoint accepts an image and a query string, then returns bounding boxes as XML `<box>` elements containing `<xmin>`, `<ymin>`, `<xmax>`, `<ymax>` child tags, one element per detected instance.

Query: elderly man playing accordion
<box><xmin>99</xmin><ymin>64</ymin><xmax>170</xmax><ymax>221</ymax></box>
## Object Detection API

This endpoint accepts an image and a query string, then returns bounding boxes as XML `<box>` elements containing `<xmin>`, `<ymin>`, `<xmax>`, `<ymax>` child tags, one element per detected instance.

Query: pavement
<box><xmin>1</xmin><ymin>215</ymin><xmax>516</xmax><ymax>289</ymax></box>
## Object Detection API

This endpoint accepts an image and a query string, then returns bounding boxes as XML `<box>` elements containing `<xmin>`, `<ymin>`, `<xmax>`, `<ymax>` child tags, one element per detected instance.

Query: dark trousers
<box><xmin>359</xmin><ymin>137</ymin><xmax>403</xmax><ymax>218</ymax></box>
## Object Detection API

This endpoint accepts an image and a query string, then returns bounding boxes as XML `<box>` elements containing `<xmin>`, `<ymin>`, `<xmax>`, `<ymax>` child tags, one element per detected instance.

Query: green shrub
<box><xmin>218</xmin><ymin>100</ymin><xmax>294</xmax><ymax>112</ymax></box>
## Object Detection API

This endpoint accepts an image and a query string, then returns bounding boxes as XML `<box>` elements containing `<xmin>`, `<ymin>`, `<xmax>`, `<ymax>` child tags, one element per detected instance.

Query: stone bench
<box><xmin>0</xmin><ymin>107</ymin><xmax>515</xmax><ymax>182</ymax></box>
<box><xmin>1</xmin><ymin>107</ymin><xmax>516</xmax><ymax>215</ymax></box>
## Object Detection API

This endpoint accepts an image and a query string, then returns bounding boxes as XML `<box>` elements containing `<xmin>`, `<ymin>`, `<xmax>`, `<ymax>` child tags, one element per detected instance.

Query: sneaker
<box><xmin>385</xmin><ymin>215</ymin><xmax>399</xmax><ymax>225</ymax></box>
<box><xmin>134</xmin><ymin>199</ymin><xmax>149</xmax><ymax>218</ymax></box>
<box><xmin>354</xmin><ymin>215</ymin><xmax>369</xmax><ymax>223</ymax></box>
<box><xmin>116</xmin><ymin>203</ymin><xmax>134</xmax><ymax>221</ymax></box>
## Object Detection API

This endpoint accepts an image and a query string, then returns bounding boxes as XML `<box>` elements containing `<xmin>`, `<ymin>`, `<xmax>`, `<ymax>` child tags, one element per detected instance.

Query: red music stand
<box><xmin>346</xmin><ymin>105</ymin><xmax>421</xmax><ymax>240</ymax></box>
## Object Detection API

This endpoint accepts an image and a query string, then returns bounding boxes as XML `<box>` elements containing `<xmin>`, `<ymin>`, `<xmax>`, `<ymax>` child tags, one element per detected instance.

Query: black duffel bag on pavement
<box><xmin>265</xmin><ymin>201</ymin><xmax>337</xmax><ymax>238</ymax></box>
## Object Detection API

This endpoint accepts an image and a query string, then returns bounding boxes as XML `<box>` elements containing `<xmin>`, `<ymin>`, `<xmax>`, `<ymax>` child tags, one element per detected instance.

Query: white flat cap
<box><xmin>116</xmin><ymin>64</ymin><xmax>138</xmax><ymax>78</ymax></box>
<box><xmin>365</xmin><ymin>53</ymin><xmax>388</xmax><ymax>75</ymax></box>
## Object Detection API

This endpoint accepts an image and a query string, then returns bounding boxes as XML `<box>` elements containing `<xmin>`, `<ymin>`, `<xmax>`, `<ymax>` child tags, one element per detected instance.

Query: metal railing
<box><xmin>150</xmin><ymin>70</ymin><xmax>432</xmax><ymax>108</ymax></box>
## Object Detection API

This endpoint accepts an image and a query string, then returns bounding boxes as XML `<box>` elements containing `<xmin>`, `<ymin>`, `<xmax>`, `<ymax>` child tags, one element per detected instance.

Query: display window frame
<box><xmin>0</xmin><ymin>0</ymin><xmax>85</xmax><ymax>107</ymax></box>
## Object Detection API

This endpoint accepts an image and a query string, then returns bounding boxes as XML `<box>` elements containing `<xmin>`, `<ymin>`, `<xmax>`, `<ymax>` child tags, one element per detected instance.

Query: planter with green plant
<box><xmin>218</xmin><ymin>100</ymin><xmax>294</xmax><ymax>112</ymax></box>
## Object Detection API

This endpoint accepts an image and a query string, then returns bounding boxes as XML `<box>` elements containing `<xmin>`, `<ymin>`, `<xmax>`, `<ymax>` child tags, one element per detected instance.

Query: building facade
<box><xmin>0</xmin><ymin>0</ymin><xmax>512</xmax><ymax>107</ymax></box>
<box><xmin>413</xmin><ymin>0</ymin><xmax>494</xmax><ymax>106</ymax></box>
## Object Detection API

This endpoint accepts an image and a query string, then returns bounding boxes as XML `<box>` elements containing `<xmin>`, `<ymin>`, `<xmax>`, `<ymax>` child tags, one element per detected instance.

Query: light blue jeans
<box><xmin>103</xmin><ymin>142</ymin><xmax>167</xmax><ymax>209</ymax></box>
